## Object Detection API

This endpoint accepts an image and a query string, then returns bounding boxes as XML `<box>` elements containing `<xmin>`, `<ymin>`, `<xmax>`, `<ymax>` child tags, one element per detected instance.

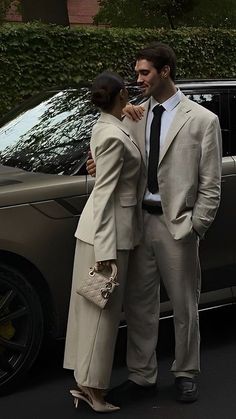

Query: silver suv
<box><xmin>0</xmin><ymin>80</ymin><xmax>235</xmax><ymax>393</ymax></box>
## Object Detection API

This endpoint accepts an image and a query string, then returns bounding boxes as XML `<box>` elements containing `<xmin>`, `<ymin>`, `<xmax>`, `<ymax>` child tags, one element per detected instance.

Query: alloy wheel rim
<box><xmin>0</xmin><ymin>278</ymin><xmax>32</xmax><ymax>384</ymax></box>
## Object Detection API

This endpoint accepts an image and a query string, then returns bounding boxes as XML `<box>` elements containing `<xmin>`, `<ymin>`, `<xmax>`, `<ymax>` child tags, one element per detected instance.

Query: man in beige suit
<box><xmin>116</xmin><ymin>43</ymin><xmax>222</xmax><ymax>403</ymax></box>
<box><xmin>87</xmin><ymin>44</ymin><xmax>222</xmax><ymax>403</ymax></box>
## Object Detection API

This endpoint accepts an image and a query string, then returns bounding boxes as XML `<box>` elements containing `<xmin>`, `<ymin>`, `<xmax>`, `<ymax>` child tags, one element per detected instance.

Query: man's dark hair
<box><xmin>136</xmin><ymin>42</ymin><xmax>177</xmax><ymax>82</ymax></box>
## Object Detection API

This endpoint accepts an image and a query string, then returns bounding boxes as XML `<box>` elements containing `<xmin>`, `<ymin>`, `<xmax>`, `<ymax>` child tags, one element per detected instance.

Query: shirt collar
<box><xmin>150</xmin><ymin>88</ymin><xmax>182</xmax><ymax>112</ymax></box>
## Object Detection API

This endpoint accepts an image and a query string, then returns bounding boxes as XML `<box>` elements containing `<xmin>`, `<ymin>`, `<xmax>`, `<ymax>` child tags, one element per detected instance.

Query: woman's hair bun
<box><xmin>91</xmin><ymin>88</ymin><xmax>110</xmax><ymax>108</ymax></box>
<box><xmin>91</xmin><ymin>70</ymin><xmax>125</xmax><ymax>111</ymax></box>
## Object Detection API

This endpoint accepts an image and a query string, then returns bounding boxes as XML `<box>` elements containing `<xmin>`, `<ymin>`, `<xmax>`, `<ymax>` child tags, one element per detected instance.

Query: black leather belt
<box><xmin>142</xmin><ymin>202</ymin><xmax>163</xmax><ymax>214</ymax></box>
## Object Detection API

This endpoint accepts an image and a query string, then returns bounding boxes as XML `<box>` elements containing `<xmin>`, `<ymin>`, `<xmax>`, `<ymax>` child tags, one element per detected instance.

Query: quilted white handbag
<box><xmin>76</xmin><ymin>262</ymin><xmax>118</xmax><ymax>309</ymax></box>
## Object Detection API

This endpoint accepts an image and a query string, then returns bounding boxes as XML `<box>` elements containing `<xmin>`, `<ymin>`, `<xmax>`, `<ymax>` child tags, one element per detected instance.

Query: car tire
<box><xmin>0</xmin><ymin>264</ymin><xmax>44</xmax><ymax>394</ymax></box>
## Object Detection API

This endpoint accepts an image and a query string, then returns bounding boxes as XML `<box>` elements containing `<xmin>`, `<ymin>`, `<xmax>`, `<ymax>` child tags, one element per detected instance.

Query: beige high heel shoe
<box><xmin>70</xmin><ymin>387</ymin><xmax>120</xmax><ymax>413</ymax></box>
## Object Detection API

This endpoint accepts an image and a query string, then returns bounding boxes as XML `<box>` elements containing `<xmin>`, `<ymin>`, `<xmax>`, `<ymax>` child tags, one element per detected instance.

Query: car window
<box><xmin>0</xmin><ymin>86</ymin><xmax>142</xmax><ymax>176</ymax></box>
<box><xmin>0</xmin><ymin>89</ymin><xmax>99</xmax><ymax>175</ymax></box>
<box><xmin>183</xmin><ymin>91</ymin><xmax>231</xmax><ymax>156</ymax></box>
<box><xmin>184</xmin><ymin>92</ymin><xmax>221</xmax><ymax>119</ymax></box>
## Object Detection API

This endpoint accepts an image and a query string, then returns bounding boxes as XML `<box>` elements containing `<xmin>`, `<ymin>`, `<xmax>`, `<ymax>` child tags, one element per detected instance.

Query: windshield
<box><xmin>0</xmin><ymin>89</ymin><xmax>99</xmax><ymax>175</ymax></box>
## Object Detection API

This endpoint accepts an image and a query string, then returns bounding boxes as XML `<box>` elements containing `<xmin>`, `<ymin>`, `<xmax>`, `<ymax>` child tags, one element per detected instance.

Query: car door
<box><xmin>228</xmin><ymin>88</ymin><xmax>236</xmax><ymax>301</ymax></box>
<box><xmin>183</xmin><ymin>88</ymin><xmax>236</xmax><ymax>303</ymax></box>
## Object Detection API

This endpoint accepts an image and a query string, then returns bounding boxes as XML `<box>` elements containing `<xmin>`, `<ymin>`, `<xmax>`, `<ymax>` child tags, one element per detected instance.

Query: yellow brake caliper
<box><xmin>0</xmin><ymin>295</ymin><xmax>16</xmax><ymax>354</ymax></box>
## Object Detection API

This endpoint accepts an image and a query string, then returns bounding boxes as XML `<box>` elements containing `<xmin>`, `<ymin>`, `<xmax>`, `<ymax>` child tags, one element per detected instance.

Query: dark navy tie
<box><xmin>147</xmin><ymin>105</ymin><xmax>165</xmax><ymax>194</ymax></box>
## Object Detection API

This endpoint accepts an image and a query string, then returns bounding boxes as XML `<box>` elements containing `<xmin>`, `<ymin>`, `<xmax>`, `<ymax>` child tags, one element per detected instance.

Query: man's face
<box><xmin>134</xmin><ymin>59</ymin><xmax>163</xmax><ymax>98</ymax></box>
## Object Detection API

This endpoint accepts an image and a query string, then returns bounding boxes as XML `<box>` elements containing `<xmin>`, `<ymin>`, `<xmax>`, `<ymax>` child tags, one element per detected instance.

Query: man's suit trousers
<box><xmin>124</xmin><ymin>211</ymin><xmax>201</xmax><ymax>386</ymax></box>
<box><xmin>63</xmin><ymin>239</ymin><xmax>129</xmax><ymax>389</ymax></box>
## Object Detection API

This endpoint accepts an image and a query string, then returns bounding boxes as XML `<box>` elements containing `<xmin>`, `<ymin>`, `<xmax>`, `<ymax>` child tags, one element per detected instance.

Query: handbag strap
<box><xmin>109</xmin><ymin>262</ymin><xmax>118</xmax><ymax>281</ymax></box>
<box><xmin>93</xmin><ymin>262</ymin><xmax>118</xmax><ymax>282</ymax></box>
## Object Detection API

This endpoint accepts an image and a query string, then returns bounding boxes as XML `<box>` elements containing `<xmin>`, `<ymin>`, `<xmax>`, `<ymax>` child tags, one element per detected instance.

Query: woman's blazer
<box><xmin>75</xmin><ymin>112</ymin><xmax>145</xmax><ymax>262</ymax></box>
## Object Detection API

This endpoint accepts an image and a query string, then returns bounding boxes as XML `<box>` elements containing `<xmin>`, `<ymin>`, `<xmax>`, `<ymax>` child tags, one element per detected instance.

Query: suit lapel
<box><xmin>124</xmin><ymin>99</ymin><xmax>150</xmax><ymax>167</ymax></box>
<box><xmin>129</xmin><ymin>95</ymin><xmax>192</xmax><ymax>167</ymax></box>
<box><xmin>159</xmin><ymin>96</ymin><xmax>192</xmax><ymax>165</ymax></box>
<box><xmin>136</xmin><ymin>100</ymin><xmax>150</xmax><ymax>166</ymax></box>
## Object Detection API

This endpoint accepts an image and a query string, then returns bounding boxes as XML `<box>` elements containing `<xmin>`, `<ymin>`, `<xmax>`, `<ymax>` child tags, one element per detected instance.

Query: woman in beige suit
<box><xmin>63</xmin><ymin>71</ymin><xmax>144</xmax><ymax>412</ymax></box>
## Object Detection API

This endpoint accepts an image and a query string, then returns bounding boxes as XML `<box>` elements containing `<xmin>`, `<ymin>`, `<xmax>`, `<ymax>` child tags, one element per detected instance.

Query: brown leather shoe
<box><xmin>175</xmin><ymin>377</ymin><xmax>199</xmax><ymax>402</ymax></box>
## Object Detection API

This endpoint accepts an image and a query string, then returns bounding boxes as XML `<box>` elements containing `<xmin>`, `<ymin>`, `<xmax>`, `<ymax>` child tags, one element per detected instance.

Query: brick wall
<box><xmin>5</xmin><ymin>1</ymin><xmax>22</xmax><ymax>22</ymax></box>
<box><xmin>5</xmin><ymin>0</ymin><xmax>100</xmax><ymax>25</ymax></box>
<box><xmin>68</xmin><ymin>0</ymin><xmax>99</xmax><ymax>25</ymax></box>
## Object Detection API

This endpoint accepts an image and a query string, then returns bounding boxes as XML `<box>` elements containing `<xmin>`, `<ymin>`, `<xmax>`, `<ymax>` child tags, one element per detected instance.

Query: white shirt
<box><xmin>144</xmin><ymin>89</ymin><xmax>182</xmax><ymax>203</ymax></box>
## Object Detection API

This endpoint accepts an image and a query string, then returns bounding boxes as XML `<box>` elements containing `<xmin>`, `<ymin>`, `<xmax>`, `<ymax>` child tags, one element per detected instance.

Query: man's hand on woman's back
<box><xmin>86</xmin><ymin>150</ymin><xmax>96</xmax><ymax>177</ymax></box>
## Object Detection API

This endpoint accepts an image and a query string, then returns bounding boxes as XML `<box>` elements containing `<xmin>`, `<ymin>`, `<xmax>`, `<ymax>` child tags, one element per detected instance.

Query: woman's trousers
<box><xmin>63</xmin><ymin>239</ymin><xmax>129</xmax><ymax>389</ymax></box>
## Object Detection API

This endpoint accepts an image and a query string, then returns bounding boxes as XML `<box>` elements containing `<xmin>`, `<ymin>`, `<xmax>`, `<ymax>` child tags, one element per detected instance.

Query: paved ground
<box><xmin>1</xmin><ymin>305</ymin><xmax>236</xmax><ymax>419</ymax></box>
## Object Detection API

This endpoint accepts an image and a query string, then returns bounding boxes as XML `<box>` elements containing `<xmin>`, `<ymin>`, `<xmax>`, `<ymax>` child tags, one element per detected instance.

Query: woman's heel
<box><xmin>70</xmin><ymin>387</ymin><xmax>120</xmax><ymax>413</ymax></box>
<box><xmin>70</xmin><ymin>389</ymin><xmax>82</xmax><ymax>409</ymax></box>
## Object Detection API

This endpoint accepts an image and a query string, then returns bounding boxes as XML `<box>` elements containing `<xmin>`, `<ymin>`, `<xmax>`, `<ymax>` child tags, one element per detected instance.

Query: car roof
<box><xmin>176</xmin><ymin>79</ymin><xmax>236</xmax><ymax>89</ymax></box>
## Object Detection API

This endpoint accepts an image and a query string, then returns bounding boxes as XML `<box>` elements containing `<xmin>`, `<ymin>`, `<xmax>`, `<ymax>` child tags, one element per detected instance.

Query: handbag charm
<box><xmin>77</xmin><ymin>262</ymin><xmax>119</xmax><ymax>309</ymax></box>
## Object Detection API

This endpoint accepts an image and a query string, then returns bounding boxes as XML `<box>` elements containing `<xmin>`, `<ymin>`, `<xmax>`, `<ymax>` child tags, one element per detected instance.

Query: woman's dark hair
<box><xmin>136</xmin><ymin>42</ymin><xmax>177</xmax><ymax>81</ymax></box>
<box><xmin>91</xmin><ymin>71</ymin><xmax>125</xmax><ymax>111</ymax></box>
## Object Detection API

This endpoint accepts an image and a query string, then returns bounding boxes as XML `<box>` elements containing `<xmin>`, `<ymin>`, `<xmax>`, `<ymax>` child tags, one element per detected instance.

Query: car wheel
<box><xmin>0</xmin><ymin>264</ymin><xmax>44</xmax><ymax>393</ymax></box>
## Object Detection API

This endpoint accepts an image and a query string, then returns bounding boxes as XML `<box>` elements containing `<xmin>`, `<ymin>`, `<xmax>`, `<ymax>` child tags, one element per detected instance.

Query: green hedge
<box><xmin>0</xmin><ymin>23</ymin><xmax>236</xmax><ymax>117</ymax></box>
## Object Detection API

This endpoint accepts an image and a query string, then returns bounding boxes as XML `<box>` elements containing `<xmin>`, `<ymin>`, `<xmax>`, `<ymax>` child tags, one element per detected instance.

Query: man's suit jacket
<box><xmin>75</xmin><ymin>112</ymin><xmax>145</xmax><ymax>262</ymax></box>
<box><xmin>124</xmin><ymin>93</ymin><xmax>222</xmax><ymax>240</ymax></box>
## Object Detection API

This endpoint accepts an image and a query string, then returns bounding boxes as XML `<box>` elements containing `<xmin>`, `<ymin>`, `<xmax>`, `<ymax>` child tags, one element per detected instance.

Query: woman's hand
<box><xmin>95</xmin><ymin>260</ymin><xmax>116</xmax><ymax>271</ymax></box>
<box><xmin>122</xmin><ymin>103</ymin><xmax>145</xmax><ymax>121</ymax></box>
